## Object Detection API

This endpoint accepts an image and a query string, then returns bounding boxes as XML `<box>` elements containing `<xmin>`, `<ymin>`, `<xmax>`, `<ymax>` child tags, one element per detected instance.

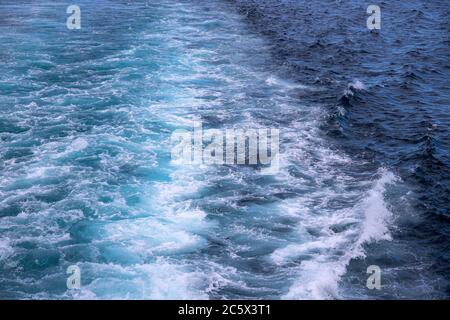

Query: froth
<box><xmin>280</xmin><ymin>169</ymin><xmax>398</xmax><ymax>299</ymax></box>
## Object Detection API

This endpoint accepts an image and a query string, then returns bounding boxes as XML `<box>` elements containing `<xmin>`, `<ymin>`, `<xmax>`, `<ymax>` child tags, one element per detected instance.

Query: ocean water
<box><xmin>0</xmin><ymin>0</ymin><xmax>448</xmax><ymax>299</ymax></box>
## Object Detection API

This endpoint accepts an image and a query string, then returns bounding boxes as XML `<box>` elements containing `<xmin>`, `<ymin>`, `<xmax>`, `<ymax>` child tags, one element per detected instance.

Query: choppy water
<box><xmin>0</xmin><ymin>0</ymin><xmax>448</xmax><ymax>299</ymax></box>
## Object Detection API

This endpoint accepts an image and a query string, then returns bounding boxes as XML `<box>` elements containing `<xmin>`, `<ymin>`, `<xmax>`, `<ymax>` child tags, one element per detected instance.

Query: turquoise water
<box><xmin>0</xmin><ymin>0</ymin><xmax>448</xmax><ymax>299</ymax></box>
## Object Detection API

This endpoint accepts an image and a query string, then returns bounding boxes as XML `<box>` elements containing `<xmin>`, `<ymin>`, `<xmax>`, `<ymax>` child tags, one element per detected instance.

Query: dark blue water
<box><xmin>0</xmin><ymin>0</ymin><xmax>448</xmax><ymax>299</ymax></box>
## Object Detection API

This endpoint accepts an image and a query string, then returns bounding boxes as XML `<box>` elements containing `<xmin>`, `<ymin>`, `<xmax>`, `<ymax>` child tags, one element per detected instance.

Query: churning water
<box><xmin>0</xmin><ymin>0</ymin><xmax>448</xmax><ymax>299</ymax></box>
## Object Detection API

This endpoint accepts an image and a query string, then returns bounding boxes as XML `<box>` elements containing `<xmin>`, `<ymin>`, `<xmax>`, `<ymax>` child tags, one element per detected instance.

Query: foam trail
<box><xmin>279</xmin><ymin>169</ymin><xmax>397</xmax><ymax>299</ymax></box>
<box><xmin>1</xmin><ymin>0</ymin><xmax>432</xmax><ymax>300</ymax></box>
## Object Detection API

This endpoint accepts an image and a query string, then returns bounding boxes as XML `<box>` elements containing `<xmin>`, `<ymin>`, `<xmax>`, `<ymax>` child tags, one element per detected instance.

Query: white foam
<box><xmin>69</xmin><ymin>138</ymin><xmax>89</xmax><ymax>152</ymax></box>
<box><xmin>349</xmin><ymin>79</ymin><xmax>366</xmax><ymax>90</ymax></box>
<box><xmin>265</xmin><ymin>75</ymin><xmax>311</xmax><ymax>90</ymax></box>
<box><xmin>278</xmin><ymin>169</ymin><xmax>397</xmax><ymax>299</ymax></box>
<box><xmin>357</xmin><ymin>170</ymin><xmax>396</xmax><ymax>244</ymax></box>
<box><xmin>67</xmin><ymin>260</ymin><xmax>209</xmax><ymax>300</ymax></box>
<box><xmin>0</xmin><ymin>238</ymin><xmax>13</xmax><ymax>263</ymax></box>
<box><xmin>102</xmin><ymin>217</ymin><xmax>207</xmax><ymax>256</ymax></box>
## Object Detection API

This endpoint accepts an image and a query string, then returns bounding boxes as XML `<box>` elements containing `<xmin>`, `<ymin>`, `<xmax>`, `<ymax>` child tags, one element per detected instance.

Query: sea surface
<box><xmin>0</xmin><ymin>0</ymin><xmax>448</xmax><ymax>299</ymax></box>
